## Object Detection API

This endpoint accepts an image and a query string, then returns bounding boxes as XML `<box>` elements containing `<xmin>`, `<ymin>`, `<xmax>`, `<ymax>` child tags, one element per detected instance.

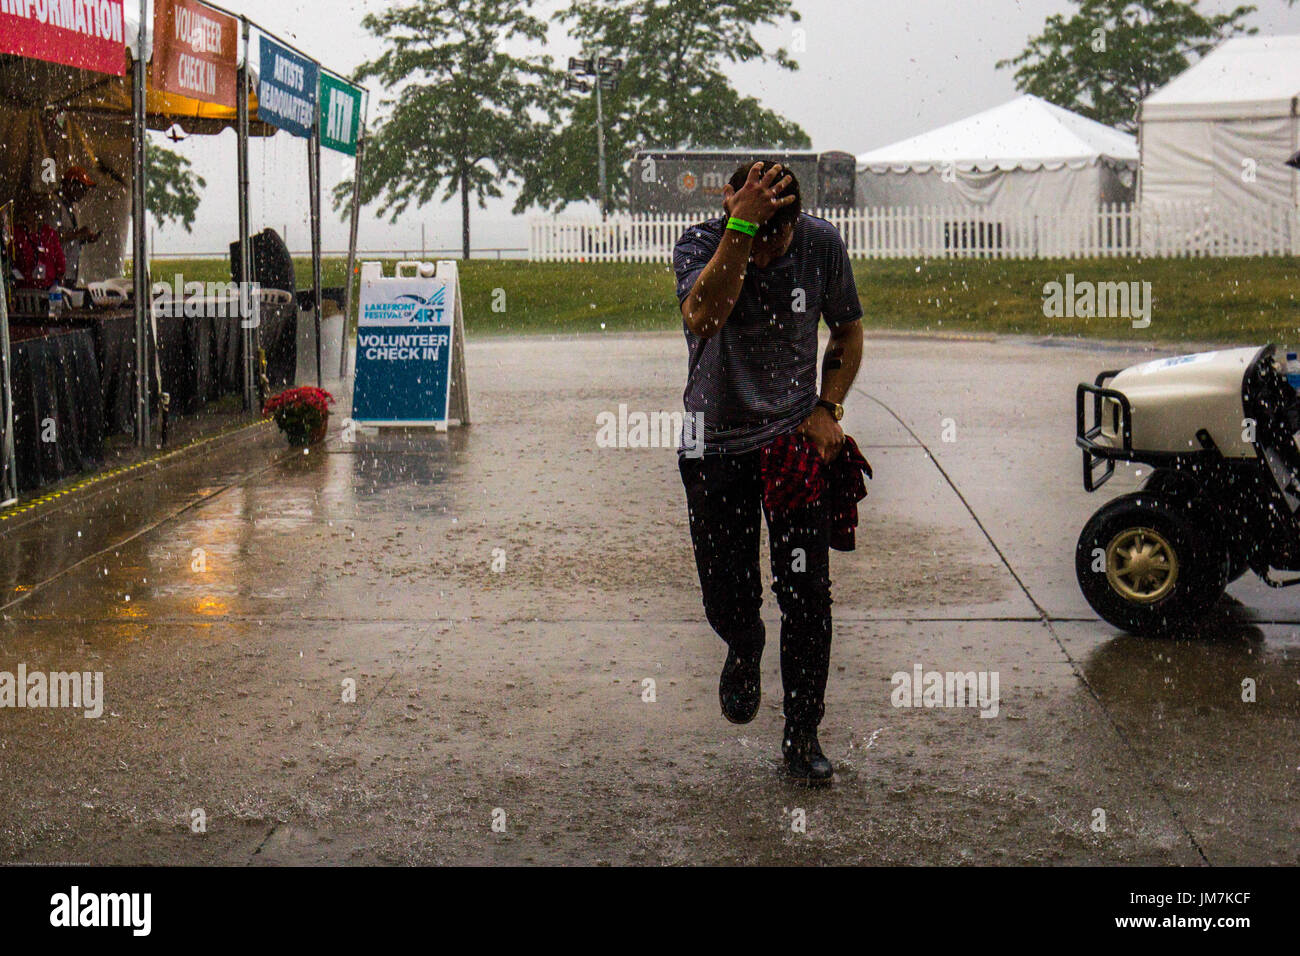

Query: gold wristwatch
<box><xmin>816</xmin><ymin>399</ymin><xmax>844</xmax><ymax>421</ymax></box>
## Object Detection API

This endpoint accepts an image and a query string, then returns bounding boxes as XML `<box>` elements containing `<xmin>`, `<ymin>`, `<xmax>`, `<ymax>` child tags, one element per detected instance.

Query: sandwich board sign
<box><xmin>351</xmin><ymin>260</ymin><xmax>470</xmax><ymax>429</ymax></box>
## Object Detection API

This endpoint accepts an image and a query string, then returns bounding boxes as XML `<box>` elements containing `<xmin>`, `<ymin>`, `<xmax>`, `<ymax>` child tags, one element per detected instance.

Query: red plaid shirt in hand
<box><xmin>759</xmin><ymin>431</ymin><xmax>873</xmax><ymax>551</ymax></box>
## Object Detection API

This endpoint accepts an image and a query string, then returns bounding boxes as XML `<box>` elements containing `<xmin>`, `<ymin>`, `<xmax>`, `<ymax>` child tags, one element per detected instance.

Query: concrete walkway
<box><xmin>0</xmin><ymin>332</ymin><xmax>1295</xmax><ymax>865</ymax></box>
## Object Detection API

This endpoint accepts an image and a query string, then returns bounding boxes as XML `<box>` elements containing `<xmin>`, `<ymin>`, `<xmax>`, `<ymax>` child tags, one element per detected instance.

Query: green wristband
<box><xmin>726</xmin><ymin>216</ymin><xmax>759</xmax><ymax>237</ymax></box>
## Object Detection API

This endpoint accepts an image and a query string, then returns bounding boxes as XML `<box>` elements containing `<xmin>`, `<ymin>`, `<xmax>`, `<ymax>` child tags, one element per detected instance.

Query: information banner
<box><xmin>320</xmin><ymin>73</ymin><xmax>362</xmax><ymax>155</ymax></box>
<box><xmin>151</xmin><ymin>0</ymin><xmax>238</xmax><ymax>107</ymax></box>
<box><xmin>258</xmin><ymin>35</ymin><xmax>318</xmax><ymax>139</ymax></box>
<box><xmin>352</xmin><ymin>263</ymin><xmax>457</xmax><ymax>426</ymax></box>
<box><xmin>0</xmin><ymin>0</ymin><xmax>127</xmax><ymax>76</ymax></box>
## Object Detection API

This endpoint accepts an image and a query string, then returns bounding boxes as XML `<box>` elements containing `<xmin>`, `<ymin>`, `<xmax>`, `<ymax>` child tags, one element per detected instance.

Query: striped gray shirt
<box><xmin>674</xmin><ymin>212</ymin><xmax>862</xmax><ymax>455</ymax></box>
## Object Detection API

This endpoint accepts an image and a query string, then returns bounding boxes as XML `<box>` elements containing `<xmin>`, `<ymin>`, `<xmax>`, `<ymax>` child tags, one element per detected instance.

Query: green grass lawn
<box><xmin>148</xmin><ymin>255</ymin><xmax>1300</xmax><ymax>344</ymax></box>
<box><xmin>151</xmin><ymin>257</ymin><xmax>674</xmax><ymax>335</ymax></box>
<box><xmin>855</xmin><ymin>256</ymin><xmax>1300</xmax><ymax>344</ymax></box>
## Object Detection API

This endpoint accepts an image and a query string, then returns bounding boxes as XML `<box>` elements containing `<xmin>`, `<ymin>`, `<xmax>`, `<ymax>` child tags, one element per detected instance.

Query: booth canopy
<box><xmin>1</xmin><ymin>0</ymin><xmax>273</xmax><ymax>135</ymax></box>
<box><xmin>855</xmin><ymin>95</ymin><xmax>1137</xmax><ymax>212</ymax></box>
<box><xmin>0</xmin><ymin>4</ymin><xmax>271</xmax><ymax>283</ymax></box>
<box><xmin>1141</xmin><ymin>35</ymin><xmax>1300</xmax><ymax>122</ymax></box>
<box><xmin>1138</xmin><ymin>35</ymin><xmax>1300</xmax><ymax>210</ymax></box>
<box><xmin>0</xmin><ymin>53</ymin><xmax>272</xmax><ymax>137</ymax></box>
<box><xmin>856</xmin><ymin>94</ymin><xmax>1138</xmax><ymax>173</ymax></box>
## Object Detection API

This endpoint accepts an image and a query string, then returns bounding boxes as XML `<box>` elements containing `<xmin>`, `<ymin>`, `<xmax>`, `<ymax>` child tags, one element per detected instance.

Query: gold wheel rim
<box><xmin>1105</xmin><ymin>527</ymin><xmax>1178</xmax><ymax>603</ymax></box>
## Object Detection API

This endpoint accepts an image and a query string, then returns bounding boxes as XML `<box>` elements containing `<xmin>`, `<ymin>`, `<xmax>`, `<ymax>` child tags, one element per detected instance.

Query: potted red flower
<box><xmin>263</xmin><ymin>386</ymin><xmax>335</xmax><ymax>446</ymax></box>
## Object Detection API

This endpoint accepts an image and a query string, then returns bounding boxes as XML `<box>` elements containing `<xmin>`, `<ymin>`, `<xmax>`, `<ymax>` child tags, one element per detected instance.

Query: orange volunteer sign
<box><xmin>151</xmin><ymin>0</ymin><xmax>238</xmax><ymax>107</ymax></box>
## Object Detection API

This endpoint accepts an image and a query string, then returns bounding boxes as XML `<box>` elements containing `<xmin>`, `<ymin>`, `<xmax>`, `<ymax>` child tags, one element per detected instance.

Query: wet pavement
<box><xmin>0</xmin><ymin>332</ymin><xmax>1296</xmax><ymax>865</ymax></box>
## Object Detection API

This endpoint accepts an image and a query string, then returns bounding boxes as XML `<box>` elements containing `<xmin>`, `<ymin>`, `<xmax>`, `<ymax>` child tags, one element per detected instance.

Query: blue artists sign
<box><xmin>257</xmin><ymin>35</ymin><xmax>318</xmax><ymax>139</ymax></box>
<box><xmin>351</xmin><ymin>264</ymin><xmax>457</xmax><ymax>425</ymax></box>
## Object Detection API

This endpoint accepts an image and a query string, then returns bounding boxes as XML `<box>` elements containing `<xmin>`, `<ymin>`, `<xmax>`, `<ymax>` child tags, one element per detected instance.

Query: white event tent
<box><xmin>1139</xmin><ymin>35</ymin><xmax>1300</xmax><ymax>210</ymax></box>
<box><xmin>855</xmin><ymin>94</ymin><xmax>1138</xmax><ymax>213</ymax></box>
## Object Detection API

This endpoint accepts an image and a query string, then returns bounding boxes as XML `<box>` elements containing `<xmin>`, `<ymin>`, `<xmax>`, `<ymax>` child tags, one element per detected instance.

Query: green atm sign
<box><xmin>320</xmin><ymin>73</ymin><xmax>362</xmax><ymax>155</ymax></box>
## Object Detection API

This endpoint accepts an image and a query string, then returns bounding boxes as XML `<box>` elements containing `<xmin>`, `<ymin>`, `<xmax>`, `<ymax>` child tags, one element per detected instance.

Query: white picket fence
<box><xmin>529</xmin><ymin>203</ymin><xmax>1300</xmax><ymax>262</ymax></box>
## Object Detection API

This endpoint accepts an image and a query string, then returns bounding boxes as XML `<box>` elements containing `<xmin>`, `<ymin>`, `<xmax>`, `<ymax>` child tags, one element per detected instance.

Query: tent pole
<box><xmin>309</xmin><ymin>111</ymin><xmax>323</xmax><ymax>386</ymax></box>
<box><xmin>341</xmin><ymin>129</ymin><xmax>365</xmax><ymax>379</ymax></box>
<box><xmin>132</xmin><ymin>0</ymin><xmax>150</xmax><ymax>448</ymax></box>
<box><xmin>0</xmin><ymin>250</ymin><xmax>17</xmax><ymax>506</ymax></box>
<box><xmin>237</xmin><ymin>17</ymin><xmax>255</xmax><ymax>411</ymax></box>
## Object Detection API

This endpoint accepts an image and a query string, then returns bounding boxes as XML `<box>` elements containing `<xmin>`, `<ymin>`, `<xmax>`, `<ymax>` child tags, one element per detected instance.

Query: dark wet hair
<box><xmin>727</xmin><ymin>160</ymin><xmax>801</xmax><ymax>237</ymax></box>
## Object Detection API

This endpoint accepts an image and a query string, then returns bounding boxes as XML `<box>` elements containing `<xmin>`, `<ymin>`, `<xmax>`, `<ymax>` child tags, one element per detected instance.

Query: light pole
<box><xmin>567</xmin><ymin>54</ymin><xmax>622</xmax><ymax>220</ymax></box>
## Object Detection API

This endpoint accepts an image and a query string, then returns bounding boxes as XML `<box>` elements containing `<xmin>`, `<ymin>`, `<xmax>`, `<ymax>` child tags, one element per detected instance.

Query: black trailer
<box><xmin>628</xmin><ymin>149</ymin><xmax>856</xmax><ymax>214</ymax></box>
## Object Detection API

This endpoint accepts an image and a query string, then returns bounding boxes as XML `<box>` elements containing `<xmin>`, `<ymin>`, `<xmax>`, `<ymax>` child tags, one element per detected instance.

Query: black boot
<box><xmin>719</xmin><ymin>647</ymin><xmax>761</xmax><ymax>724</ymax></box>
<box><xmin>783</xmin><ymin>723</ymin><xmax>833</xmax><ymax>785</ymax></box>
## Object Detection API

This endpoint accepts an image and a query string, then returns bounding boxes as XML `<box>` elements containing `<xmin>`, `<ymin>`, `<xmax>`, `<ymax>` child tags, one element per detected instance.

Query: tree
<box><xmin>515</xmin><ymin>0</ymin><xmax>810</xmax><ymax>214</ymax></box>
<box><xmin>144</xmin><ymin>141</ymin><xmax>206</xmax><ymax>232</ymax></box>
<box><xmin>996</xmin><ymin>0</ymin><xmax>1257</xmax><ymax>132</ymax></box>
<box><xmin>338</xmin><ymin>0</ymin><xmax>560</xmax><ymax>258</ymax></box>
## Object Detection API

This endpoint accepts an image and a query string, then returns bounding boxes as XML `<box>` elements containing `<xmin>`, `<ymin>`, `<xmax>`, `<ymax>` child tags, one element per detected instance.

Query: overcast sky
<box><xmin>152</xmin><ymin>0</ymin><xmax>1300</xmax><ymax>256</ymax></box>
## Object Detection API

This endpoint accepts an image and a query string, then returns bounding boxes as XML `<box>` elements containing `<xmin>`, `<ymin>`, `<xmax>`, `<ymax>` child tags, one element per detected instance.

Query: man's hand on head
<box><xmin>722</xmin><ymin>162</ymin><xmax>796</xmax><ymax>226</ymax></box>
<box><xmin>681</xmin><ymin>162</ymin><xmax>800</xmax><ymax>340</ymax></box>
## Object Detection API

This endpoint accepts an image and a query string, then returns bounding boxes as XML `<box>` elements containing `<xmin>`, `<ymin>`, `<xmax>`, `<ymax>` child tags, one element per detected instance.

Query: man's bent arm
<box><xmin>820</xmin><ymin>319</ymin><xmax>863</xmax><ymax>404</ymax></box>
<box><xmin>680</xmin><ymin>162</ymin><xmax>795</xmax><ymax>339</ymax></box>
<box><xmin>680</xmin><ymin>230</ymin><xmax>753</xmax><ymax>339</ymax></box>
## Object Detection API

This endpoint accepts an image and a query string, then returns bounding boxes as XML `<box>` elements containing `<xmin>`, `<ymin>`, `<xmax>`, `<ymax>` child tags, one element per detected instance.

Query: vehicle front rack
<box><xmin>1076</xmin><ymin>370</ymin><xmax>1130</xmax><ymax>492</ymax></box>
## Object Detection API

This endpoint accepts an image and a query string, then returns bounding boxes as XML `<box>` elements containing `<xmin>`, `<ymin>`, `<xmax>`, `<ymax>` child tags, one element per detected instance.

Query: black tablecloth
<box><xmin>41</xmin><ymin>301</ymin><xmax>297</xmax><ymax>434</ymax></box>
<box><xmin>210</xmin><ymin>301</ymin><xmax>297</xmax><ymax>395</ymax></box>
<box><xmin>44</xmin><ymin>310</ymin><xmax>137</xmax><ymax>435</ymax></box>
<box><xmin>155</xmin><ymin>309</ymin><xmax>215</xmax><ymax>416</ymax></box>
<box><xmin>5</xmin><ymin>299</ymin><xmax>297</xmax><ymax>493</ymax></box>
<box><xmin>8</xmin><ymin>326</ymin><xmax>104</xmax><ymax>493</ymax></box>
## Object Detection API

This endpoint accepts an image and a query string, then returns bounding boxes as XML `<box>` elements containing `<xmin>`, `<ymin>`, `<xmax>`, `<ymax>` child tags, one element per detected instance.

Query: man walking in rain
<box><xmin>674</xmin><ymin>161</ymin><xmax>864</xmax><ymax>785</ymax></box>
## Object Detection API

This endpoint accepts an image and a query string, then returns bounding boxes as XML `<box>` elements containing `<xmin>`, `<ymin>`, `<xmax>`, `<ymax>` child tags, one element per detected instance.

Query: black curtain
<box><xmin>9</xmin><ymin>328</ymin><xmax>104</xmax><ymax>492</ymax></box>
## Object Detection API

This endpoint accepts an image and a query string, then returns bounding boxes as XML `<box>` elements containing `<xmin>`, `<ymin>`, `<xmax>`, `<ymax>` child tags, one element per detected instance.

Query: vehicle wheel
<box><xmin>1075</xmin><ymin>492</ymin><xmax>1230</xmax><ymax>636</ymax></box>
<box><xmin>1144</xmin><ymin>468</ymin><xmax>1250</xmax><ymax>583</ymax></box>
<box><xmin>1143</xmin><ymin>467</ymin><xmax>1194</xmax><ymax>497</ymax></box>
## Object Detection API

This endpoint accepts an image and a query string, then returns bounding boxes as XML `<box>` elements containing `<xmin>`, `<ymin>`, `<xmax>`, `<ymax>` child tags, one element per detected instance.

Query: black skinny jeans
<box><xmin>679</xmin><ymin>449</ymin><xmax>833</xmax><ymax>729</ymax></box>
